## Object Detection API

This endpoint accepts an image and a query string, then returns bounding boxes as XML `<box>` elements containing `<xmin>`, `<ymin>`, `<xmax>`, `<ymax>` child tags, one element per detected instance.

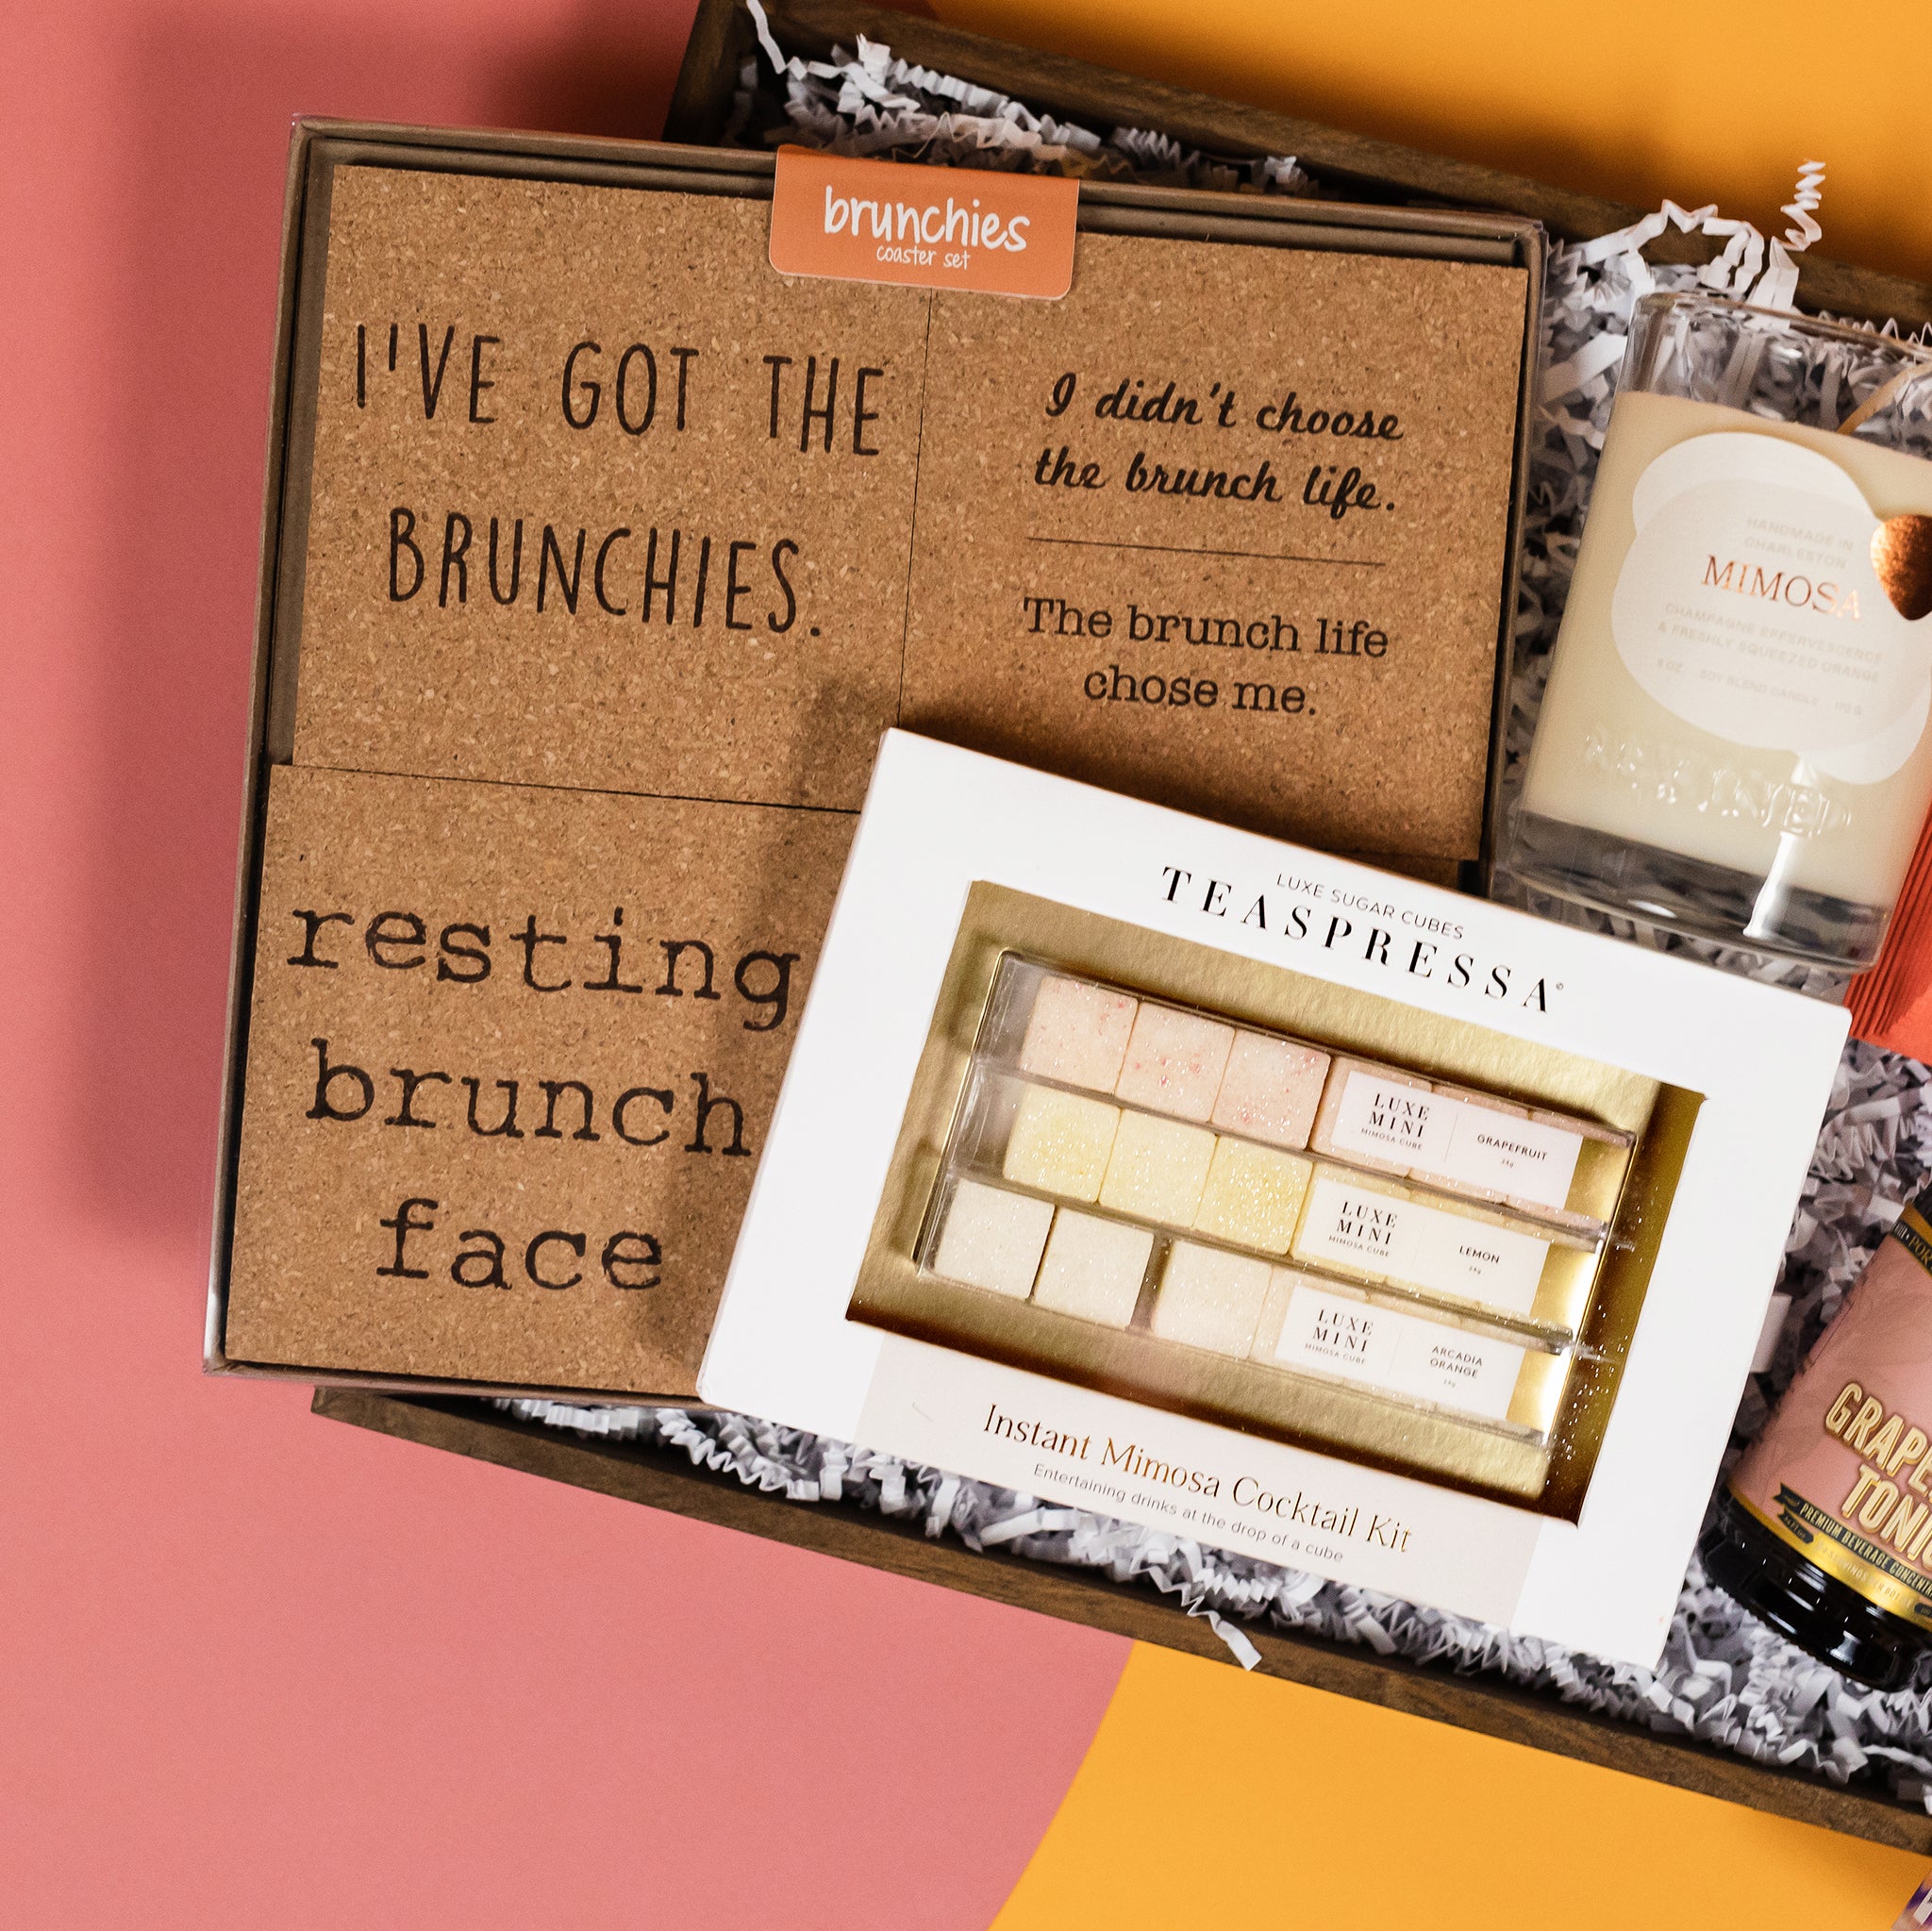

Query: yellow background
<box><xmin>930</xmin><ymin>2</ymin><xmax>1931</xmax><ymax>1921</ymax></box>
<box><xmin>996</xmin><ymin>1648</ymin><xmax>1925</xmax><ymax>1925</ymax></box>
<box><xmin>941</xmin><ymin>0</ymin><xmax>1932</xmax><ymax>284</ymax></box>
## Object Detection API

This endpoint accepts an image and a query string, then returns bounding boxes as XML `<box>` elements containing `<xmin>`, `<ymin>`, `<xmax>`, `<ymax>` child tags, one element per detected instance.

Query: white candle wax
<box><xmin>1523</xmin><ymin>390</ymin><xmax>1932</xmax><ymax>916</ymax></box>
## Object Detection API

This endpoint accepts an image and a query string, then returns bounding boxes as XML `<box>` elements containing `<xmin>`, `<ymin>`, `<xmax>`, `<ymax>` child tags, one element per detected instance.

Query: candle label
<box><xmin>1610</xmin><ymin>431</ymin><xmax>1931</xmax><ymax>786</ymax></box>
<box><xmin>1273</xmin><ymin>1283</ymin><xmax>1525</xmax><ymax>1421</ymax></box>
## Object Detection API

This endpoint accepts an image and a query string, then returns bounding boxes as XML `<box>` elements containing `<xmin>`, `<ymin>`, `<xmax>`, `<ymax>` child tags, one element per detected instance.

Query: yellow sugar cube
<box><xmin>1097</xmin><ymin>1110</ymin><xmax>1217</xmax><ymax>1226</ymax></box>
<box><xmin>1192</xmin><ymin>1138</ymin><xmax>1313</xmax><ymax>1255</ymax></box>
<box><xmin>1002</xmin><ymin>1083</ymin><xmax>1121</xmax><ymax>1201</ymax></box>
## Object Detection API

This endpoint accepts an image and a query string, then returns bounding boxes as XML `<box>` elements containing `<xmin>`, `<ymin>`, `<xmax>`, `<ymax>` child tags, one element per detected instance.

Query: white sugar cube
<box><xmin>1032</xmin><ymin>1209</ymin><xmax>1154</xmax><ymax>1327</ymax></box>
<box><xmin>1150</xmin><ymin>1240</ymin><xmax>1274</xmax><ymax>1356</ymax></box>
<box><xmin>930</xmin><ymin>1181</ymin><xmax>1055</xmax><ymax>1297</ymax></box>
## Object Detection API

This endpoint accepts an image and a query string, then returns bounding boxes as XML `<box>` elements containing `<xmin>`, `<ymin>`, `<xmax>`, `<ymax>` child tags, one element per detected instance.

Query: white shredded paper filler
<box><xmin>503</xmin><ymin>25</ymin><xmax>1932</xmax><ymax>1804</ymax></box>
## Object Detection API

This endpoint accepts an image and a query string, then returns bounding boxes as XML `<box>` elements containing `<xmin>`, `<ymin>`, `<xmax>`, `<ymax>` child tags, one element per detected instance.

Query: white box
<box><xmin>698</xmin><ymin>732</ymin><xmax>1846</xmax><ymax>1666</ymax></box>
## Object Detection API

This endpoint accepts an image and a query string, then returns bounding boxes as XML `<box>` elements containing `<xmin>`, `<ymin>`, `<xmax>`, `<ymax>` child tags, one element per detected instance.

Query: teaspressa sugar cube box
<box><xmin>697</xmin><ymin>732</ymin><xmax>1847</xmax><ymax>1666</ymax></box>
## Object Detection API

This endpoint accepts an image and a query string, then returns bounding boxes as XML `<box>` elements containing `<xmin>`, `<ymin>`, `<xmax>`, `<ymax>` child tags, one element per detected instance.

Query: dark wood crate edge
<box><xmin>313</xmin><ymin>1387</ymin><xmax>1932</xmax><ymax>1853</ymax></box>
<box><xmin>667</xmin><ymin>0</ymin><xmax>1932</xmax><ymax>330</ymax></box>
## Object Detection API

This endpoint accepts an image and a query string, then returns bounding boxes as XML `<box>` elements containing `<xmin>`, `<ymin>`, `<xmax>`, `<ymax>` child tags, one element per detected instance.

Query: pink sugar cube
<box><xmin>1017</xmin><ymin>974</ymin><xmax>1140</xmax><ymax>1092</ymax></box>
<box><xmin>1114</xmin><ymin>1004</ymin><xmax>1235</xmax><ymax>1123</ymax></box>
<box><xmin>1210</xmin><ymin>1032</ymin><xmax>1331</xmax><ymax>1152</ymax></box>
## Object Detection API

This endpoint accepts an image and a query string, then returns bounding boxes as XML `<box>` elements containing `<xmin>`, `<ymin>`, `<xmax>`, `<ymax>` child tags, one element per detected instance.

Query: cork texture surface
<box><xmin>225</xmin><ymin>764</ymin><xmax>851</xmax><ymax>1390</ymax></box>
<box><xmin>293</xmin><ymin>169</ymin><xmax>931</xmax><ymax>812</ymax></box>
<box><xmin>902</xmin><ymin>241</ymin><xmax>1529</xmax><ymax>857</ymax></box>
<box><xmin>230</xmin><ymin>154</ymin><xmax>1532</xmax><ymax>1392</ymax></box>
<box><xmin>291</xmin><ymin>165</ymin><xmax>1526</xmax><ymax>853</ymax></box>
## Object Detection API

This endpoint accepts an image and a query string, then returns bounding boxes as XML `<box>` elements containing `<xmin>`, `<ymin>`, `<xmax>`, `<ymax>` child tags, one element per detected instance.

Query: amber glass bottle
<box><xmin>1701</xmin><ymin>1189</ymin><xmax>1932</xmax><ymax>1690</ymax></box>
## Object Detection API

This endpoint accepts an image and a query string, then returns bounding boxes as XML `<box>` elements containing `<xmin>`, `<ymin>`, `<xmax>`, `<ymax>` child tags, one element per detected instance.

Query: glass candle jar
<box><xmin>1508</xmin><ymin>293</ymin><xmax>1932</xmax><ymax>968</ymax></box>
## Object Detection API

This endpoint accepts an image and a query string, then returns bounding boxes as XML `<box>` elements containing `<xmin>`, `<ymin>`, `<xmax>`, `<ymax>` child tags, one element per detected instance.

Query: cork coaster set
<box><xmin>210</xmin><ymin>126</ymin><xmax>1542</xmax><ymax>1400</ymax></box>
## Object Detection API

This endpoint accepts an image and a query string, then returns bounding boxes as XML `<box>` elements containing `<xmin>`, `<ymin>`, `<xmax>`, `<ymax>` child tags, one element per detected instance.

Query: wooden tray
<box><xmin>667</xmin><ymin>0</ymin><xmax>1931</xmax><ymax>327</ymax></box>
<box><xmin>317</xmin><ymin>1386</ymin><xmax>1932</xmax><ymax>1851</ymax></box>
<box><xmin>312</xmin><ymin>0</ymin><xmax>1932</xmax><ymax>1855</ymax></box>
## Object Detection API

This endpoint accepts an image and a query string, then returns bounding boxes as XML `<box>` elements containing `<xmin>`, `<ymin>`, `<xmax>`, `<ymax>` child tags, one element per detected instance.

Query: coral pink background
<box><xmin>0</xmin><ymin>5</ymin><xmax>1128</xmax><ymax>1923</ymax></box>
<box><xmin>11</xmin><ymin>4</ymin><xmax>1932</xmax><ymax>1923</ymax></box>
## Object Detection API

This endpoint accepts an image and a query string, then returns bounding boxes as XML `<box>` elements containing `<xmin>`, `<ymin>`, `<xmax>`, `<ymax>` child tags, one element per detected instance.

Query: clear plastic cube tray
<box><xmin>914</xmin><ymin>956</ymin><xmax>1635</xmax><ymax>1442</ymax></box>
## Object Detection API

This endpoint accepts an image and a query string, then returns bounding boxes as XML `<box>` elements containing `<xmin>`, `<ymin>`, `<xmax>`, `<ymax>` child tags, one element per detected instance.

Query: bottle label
<box><xmin>1610</xmin><ymin>430</ymin><xmax>1931</xmax><ymax>786</ymax></box>
<box><xmin>1729</xmin><ymin>1205</ymin><xmax>1932</xmax><ymax>1624</ymax></box>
